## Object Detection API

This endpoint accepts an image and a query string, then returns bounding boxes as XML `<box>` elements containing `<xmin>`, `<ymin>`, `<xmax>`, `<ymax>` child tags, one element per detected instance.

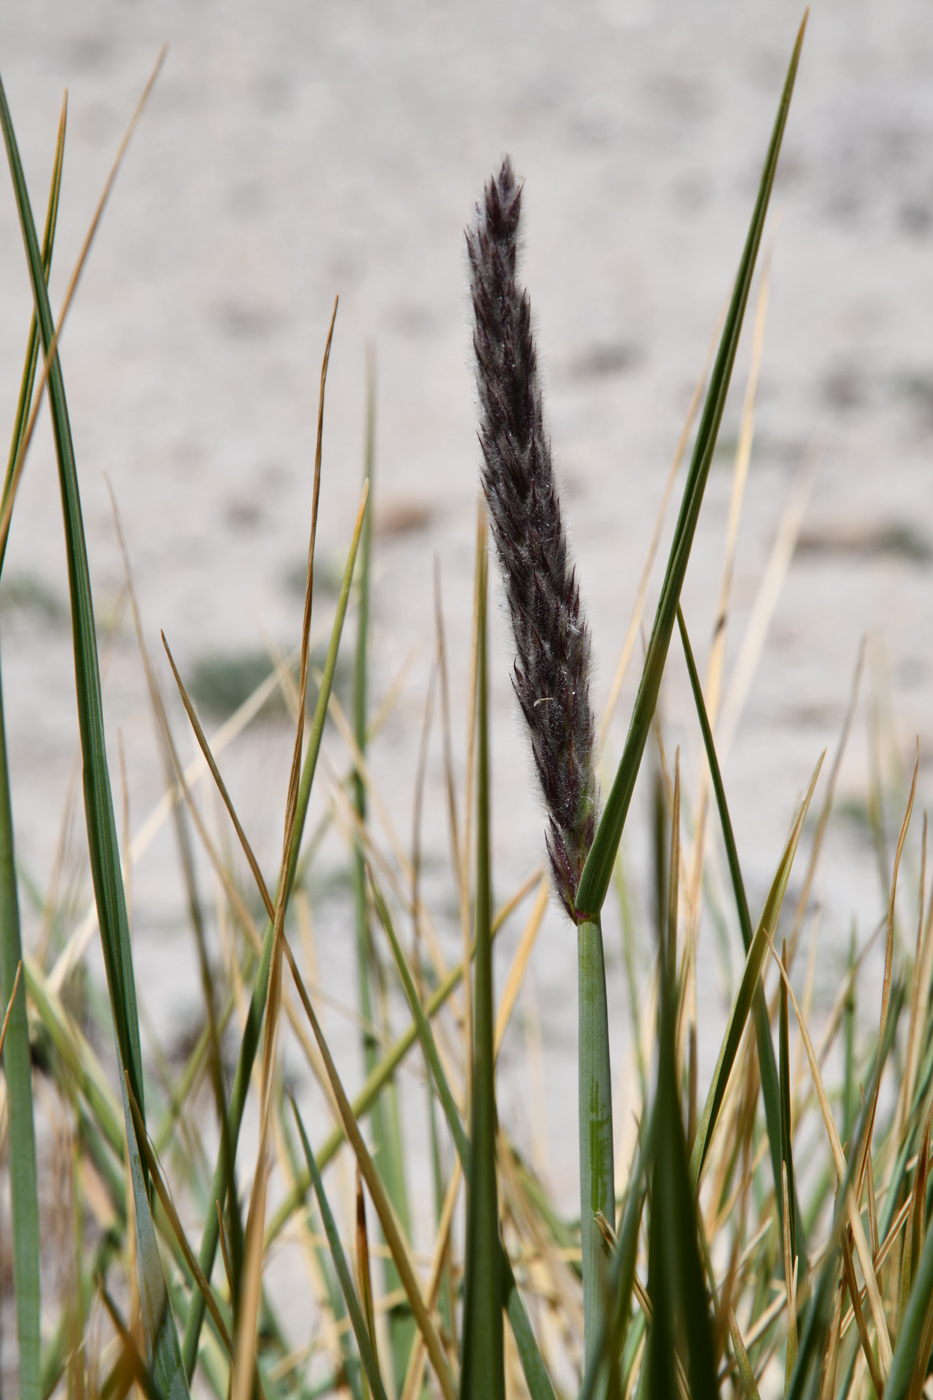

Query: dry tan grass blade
<box><xmin>234</xmin><ymin>299</ymin><xmax>339</xmax><ymax>1400</ymax></box>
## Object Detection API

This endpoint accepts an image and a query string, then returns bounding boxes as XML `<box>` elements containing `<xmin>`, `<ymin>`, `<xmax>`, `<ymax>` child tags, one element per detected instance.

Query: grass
<box><xmin>4</xmin><ymin>12</ymin><xmax>933</xmax><ymax>1399</ymax></box>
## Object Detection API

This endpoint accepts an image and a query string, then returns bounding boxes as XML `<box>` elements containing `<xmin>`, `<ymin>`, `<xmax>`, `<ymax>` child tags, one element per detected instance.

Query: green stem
<box><xmin>578</xmin><ymin>915</ymin><xmax>614</xmax><ymax>1366</ymax></box>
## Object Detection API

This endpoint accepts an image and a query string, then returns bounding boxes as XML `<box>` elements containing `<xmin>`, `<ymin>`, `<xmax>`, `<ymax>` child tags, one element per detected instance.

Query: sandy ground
<box><xmin>2</xmin><ymin>0</ymin><xmax>933</xmax><ymax>1376</ymax></box>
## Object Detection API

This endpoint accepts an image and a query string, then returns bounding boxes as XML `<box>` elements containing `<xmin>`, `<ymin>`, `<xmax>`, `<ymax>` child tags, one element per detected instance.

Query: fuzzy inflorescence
<box><xmin>466</xmin><ymin>157</ymin><xmax>598</xmax><ymax>921</ymax></box>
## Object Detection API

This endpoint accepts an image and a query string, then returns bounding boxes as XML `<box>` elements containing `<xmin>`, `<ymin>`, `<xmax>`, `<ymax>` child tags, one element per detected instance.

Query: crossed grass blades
<box><xmin>5</xmin><ymin>12</ymin><xmax>933</xmax><ymax>1400</ymax></box>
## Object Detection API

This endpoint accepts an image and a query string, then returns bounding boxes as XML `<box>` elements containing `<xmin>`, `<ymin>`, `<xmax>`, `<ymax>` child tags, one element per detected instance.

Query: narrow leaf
<box><xmin>0</xmin><ymin>72</ymin><xmax>192</xmax><ymax>1391</ymax></box>
<box><xmin>0</xmin><ymin>100</ymin><xmax>64</xmax><ymax>1400</ymax></box>
<box><xmin>576</xmin><ymin>13</ymin><xmax>807</xmax><ymax>920</ymax></box>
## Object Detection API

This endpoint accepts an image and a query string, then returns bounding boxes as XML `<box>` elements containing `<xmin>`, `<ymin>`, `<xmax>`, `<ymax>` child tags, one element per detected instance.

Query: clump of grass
<box><xmin>6</xmin><ymin>14</ymin><xmax>933</xmax><ymax>1400</ymax></box>
<box><xmin>467</xmin><ymin>155</ymin><xmax>598</xmax><ymax>922</ymax></box>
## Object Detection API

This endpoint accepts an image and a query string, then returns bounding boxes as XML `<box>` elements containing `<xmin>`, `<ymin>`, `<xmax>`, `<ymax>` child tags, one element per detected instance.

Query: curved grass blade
<box><xmin>576</xmin><ymin>13</ymin><xmax>807</xmax><ymax>921</ymax></box>
<box><xmin>289</xmin><ymin>1094</ymin><xmax>390</xmax><ymax>1400</ymax></box>
<box><xmin>0</xmin><ymin>64</ymin><xmax>145</xmax><ymax>1133</ymax></box>
<box><xmin>0</xmin><ymin>105</ymin><xmax>64</xmax><ymax>1400</ymax></box>
<box><xmin>0</xmin><ymin>55</ymin><xmax>164</xmax><ymax>562</ymax></box>
<box><xmin>0</xmin><ymin>73</ymin><xmax>192</xmax><ymax>1397</ymax></box>
<box><xmin>460</xmin><ymin>536</ymin><xmax>505</xmax><ymax>1400</ymax></box>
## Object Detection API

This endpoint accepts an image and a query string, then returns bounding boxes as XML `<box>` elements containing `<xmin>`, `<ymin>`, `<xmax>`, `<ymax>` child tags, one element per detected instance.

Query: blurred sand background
<box><xmin>1</xmin><ymin>0</ymin><xmax>933</xmax><ymax>1340</ymax></box>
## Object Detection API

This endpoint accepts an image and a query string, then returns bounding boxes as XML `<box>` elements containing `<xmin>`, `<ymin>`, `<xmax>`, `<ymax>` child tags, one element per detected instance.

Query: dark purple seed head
<box><xmin>466</xmin><ymin>159</ymin><xmax>599</xmax><ymax>921</ymax></box>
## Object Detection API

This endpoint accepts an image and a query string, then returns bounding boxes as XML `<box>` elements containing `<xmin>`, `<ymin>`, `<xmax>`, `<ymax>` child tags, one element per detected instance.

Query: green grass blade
<box><xmin>886</xmin><ymin>1182</ymin><xmax>933</xmax><ymax>1400</ymax></box>
<box><xmin>183</xmin><ymin>481</ymin><xmax>368</xmax><ymax>1376</ymax></box>
<box><xmin>646</xmin><ymin>925</ymin><xmax>718</xmax><ymax>1399</ymax></box>
<box><xmin>678</xmin><ymin>607</ymin><xmax>808</xmax><ymax>1274</ymax></box>
<box><xmin>0</xmin><ymin>99</ymin><xmax>65</xmax><ymax>1400</ymax></box>
<box><xmin>576</xmin><ymin>14</ymin><xmax>807</xmax><ymax>921</ymax></box>
<box><xmin>778</xmin><ymin>941</ymin><xmax>798</xmax><ymax>1274</ymax></box>
<box><xmin>460</xmin><ymin>535</ymin><xmax>505</xmax><ymax>1400</ymax></box>
<box><xmin>690</xmin><ymin>749</ymin><xmax>822</xmax><ymax>1189</ymax></box>
<box><xmin>0</xmin><ymin>67</ymin><xmax>145</xmax><ymax>1124</ymax></box>
<box><xmin>289</xmin><ymin>1094</ymin><xmax>390</xmax><ymax>1400</ymax></box>
<box><xmin>842</xmin><ymin>928</ymin><xmax>858</xmax><ymax>1150</ymax></box>
<box><xmin>0</xmin><ymin>76</ymin><xmax>195</xmax><ymax>1396</ymax></box>
<box><xmin>578</xmin><ymin>915</ymin><xmax>615</xmax><ymax>1368</ymax></box>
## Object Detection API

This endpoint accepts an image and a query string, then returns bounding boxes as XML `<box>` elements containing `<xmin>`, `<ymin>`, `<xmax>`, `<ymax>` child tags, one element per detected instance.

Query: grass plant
<box><xmin>6</xmin><ymin>13</ymin><xmax>933</xmax><ymax>1400</ymax></box>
